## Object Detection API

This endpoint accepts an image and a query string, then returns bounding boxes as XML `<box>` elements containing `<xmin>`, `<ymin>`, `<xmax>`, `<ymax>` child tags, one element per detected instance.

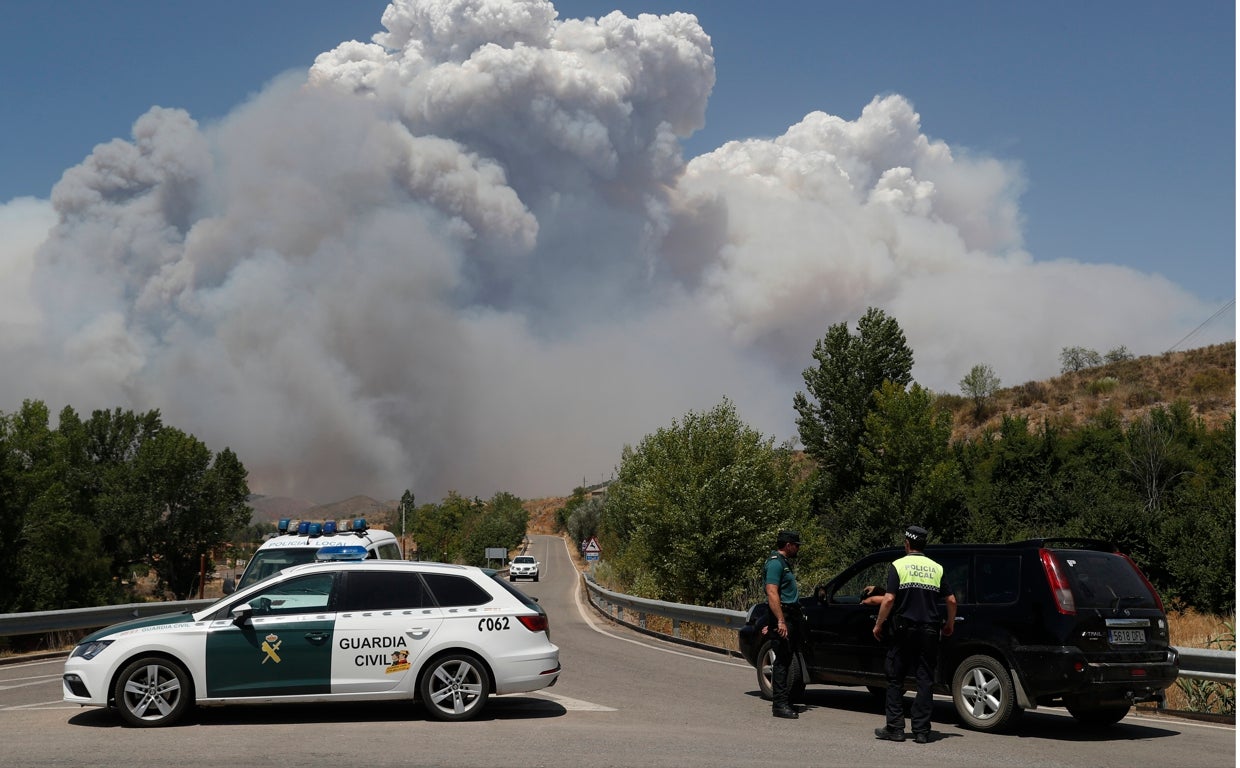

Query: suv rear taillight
<box><xmin>518</xmin><ymin>614</ymin><xmax>549</xmax><ymax>633</ymax></box>
<box><xmin>1119</xmin><ymin>553</ymin><xmax>1166</xmax><ymax>612</ymax></box>
<box><xmin>1039</xmin><ymin>549</ymin><xmax>1076</xmax><ymax>614</ymax></box>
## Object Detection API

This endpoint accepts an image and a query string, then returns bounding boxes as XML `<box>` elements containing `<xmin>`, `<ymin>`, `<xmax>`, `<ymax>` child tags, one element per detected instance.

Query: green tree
<box><xmin>794</xmin><ymin>307</ymin><xmax>913</xmax><ymax>506</ymax></box>
<box><xmin>826</xmin><ymin>382</ymin><xmax>962</xmax><ymax>569</ymax></box>
<box><xmin>599</xmin><ymin>398</ymin><xmax>805</xmax><ymax>605</ymax></box>
<box><xmin>83</xmin><ymin>407</ymin><xmax>165</xmax><ymax>580</ymax></box>
<box><xmin>130</xmin><ymin>429</ymin><xmax>252</xmax><ymax>599</ymax></box>
<box><xmin>3</xmin><ymin>402</ymin><xmax>113</xmax><ymax>611</ymax></box>
<box><xmin>1104</xmin><ymin>346</ymin><xmax>1134</xmax><ymax>364</ymax></box>
<box><xmin>557</xmin><ymin>486</ymin><xmax>590</xmax><ymax>532</ymax></box>
<box><xmin>459</xmin><ymin>492</ymin><xmax>528</xmax><ymax>566</ymax></box>
<box><xmin>959</xmin><ymin>363</ymin><xmax>1001</xmax><ymax>421</ymax></box>
<box><xmin>1060</xmin><ymin>346</ymin><xmax>1102</xmax><ymax>373</ymax></box>
<box><xmin>566</xmin><ymin>496</ymin><xmax>604</xmax><ymax>545</ymax></box>
<box><xmin>1158</xmin><ymin>413</ymin><xmax>1235</xmax><ymax>613</ymax></box>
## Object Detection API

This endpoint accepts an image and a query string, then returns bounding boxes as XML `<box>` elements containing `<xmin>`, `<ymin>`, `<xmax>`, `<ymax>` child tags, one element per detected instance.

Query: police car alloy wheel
<box><xmin>113</xmin><ymin>656</ymin><xmax>192</xmax><ymax>727</ymax></box>
<box><xmin>419</xmin><ymin>653</ymin><xmax>490</xmax><ymax>721</ymax></box>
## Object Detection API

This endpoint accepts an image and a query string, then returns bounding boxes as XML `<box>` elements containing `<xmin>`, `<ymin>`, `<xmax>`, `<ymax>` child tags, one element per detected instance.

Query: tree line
<box><xmin>594</xmin><ymin>309</ymin><xmax>1235</xmax><ymax>615</ymax></box>
<box><xmin>397</xmin><ymin>489</ymin><xmax>529</xmax><ymax>567</ymax></box>
<box><xmin>0</xmin><ymin>401</ymin><xmax>250</xmax><ymax>610</ymax></box>
<box><xmin>0</xmin><ymin>399</ymin><xmax>531</xmax><ymax>614</ymax></box>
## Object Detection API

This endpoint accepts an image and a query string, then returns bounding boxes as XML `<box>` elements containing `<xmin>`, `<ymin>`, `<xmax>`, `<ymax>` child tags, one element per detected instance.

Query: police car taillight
<box><xmin>517</xmin><ymin>614</ymin><xmax>549</xmax><ymax>633</ymax></box>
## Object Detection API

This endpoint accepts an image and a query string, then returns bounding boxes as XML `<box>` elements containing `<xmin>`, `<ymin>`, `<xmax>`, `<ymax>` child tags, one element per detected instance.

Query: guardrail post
<box><xmin>638</xmin><ymin>611</ymin><xmax>647</xmax><ymax>630</ymax></box>
<box><xmin>672</xmin><ymin>618</ymin><xmax>681</xmax><ymax>638</ymax></box>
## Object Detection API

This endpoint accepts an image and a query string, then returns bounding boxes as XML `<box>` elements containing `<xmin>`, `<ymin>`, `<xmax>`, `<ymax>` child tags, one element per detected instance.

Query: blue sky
<box><xmin>2</xmin><ymin>0</ymin><xmax>1234</xmax><ymax>303</ymax></box>
<box><xmin>0</xmin><ymin>1</ymin><xmax>1233</xmax><ymax>500</ymax></box>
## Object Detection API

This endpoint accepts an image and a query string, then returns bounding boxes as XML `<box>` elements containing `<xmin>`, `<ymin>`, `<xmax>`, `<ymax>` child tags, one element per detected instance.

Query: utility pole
<box><xmin>399</xmin><ymin>489</ymin><xmax>415</xmax><ymax>560</ymax></box>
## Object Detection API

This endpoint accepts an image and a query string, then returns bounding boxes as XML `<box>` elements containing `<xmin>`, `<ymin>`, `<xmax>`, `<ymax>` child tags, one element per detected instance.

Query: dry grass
<box><xmin>945</xmin><ymin>342</ymin><xmax>1235</xmax><ymax>439</ymax></box>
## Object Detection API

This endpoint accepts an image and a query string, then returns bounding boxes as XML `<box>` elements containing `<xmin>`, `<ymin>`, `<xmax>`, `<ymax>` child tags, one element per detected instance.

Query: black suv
<box><xmin>737</xmin><ymin>539</ymin><xmax>1178</xmax><ymax>731</ymax></box>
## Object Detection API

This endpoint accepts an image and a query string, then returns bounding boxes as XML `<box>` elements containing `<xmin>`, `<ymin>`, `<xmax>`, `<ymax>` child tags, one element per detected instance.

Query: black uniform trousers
<box><xmin>770</xmin><ymin>604</ymin><xmax>804</xmax><ymax>709</ymax></box>
<box><xmin>884</xmin><ymin>619</ymin><xmax>940</xmax><ymax>733</ymax></box>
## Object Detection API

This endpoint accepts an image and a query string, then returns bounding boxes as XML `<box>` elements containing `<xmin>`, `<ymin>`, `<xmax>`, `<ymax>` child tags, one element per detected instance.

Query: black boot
<box><xmin>772</xmin><ymin>705</ymin><xmax>799</xmax><ymax>719</ymax></box>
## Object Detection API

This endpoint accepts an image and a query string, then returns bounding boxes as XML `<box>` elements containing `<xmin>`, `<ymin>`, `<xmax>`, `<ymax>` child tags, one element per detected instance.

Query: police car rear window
<box><xmin>422</xmin><ymin>573</ymin><xmax>494</xmax><ymax>607</ymax></box>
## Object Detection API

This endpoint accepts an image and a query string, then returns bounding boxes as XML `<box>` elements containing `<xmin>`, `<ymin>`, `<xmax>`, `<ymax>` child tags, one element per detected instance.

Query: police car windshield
<box><xmin>237</xmin><ymin>549</ymin><xmax>321</xmax><ymax>590</ymax></box>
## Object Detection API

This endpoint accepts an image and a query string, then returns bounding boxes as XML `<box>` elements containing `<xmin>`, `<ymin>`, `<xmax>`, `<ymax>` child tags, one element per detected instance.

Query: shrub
<box><xmin>1087</xmin><ymin>376</ymin><xmax>1119</xmax><ymax>395</ymax></box>
<box><xmin>1126</xmin><ymin>387</ymin><xmax>1163</xmax><ymax>407</ymax></box>
<box><xmin>1014</xmin><ymin>381</ymin><xmax>1048</xmax><ymax>408</ymax></box>
<box><xmin>1190</xmin><ymin>369</ymin><xmax>1231</xmax><ymax>395</ymax></box>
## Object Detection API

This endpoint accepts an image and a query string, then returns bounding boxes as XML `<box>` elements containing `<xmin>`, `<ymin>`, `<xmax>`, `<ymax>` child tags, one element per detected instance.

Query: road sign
<box><xmin>582</xmin><ymin>537</ymin><xmax>601</xmax><ymax>555</ymax></box>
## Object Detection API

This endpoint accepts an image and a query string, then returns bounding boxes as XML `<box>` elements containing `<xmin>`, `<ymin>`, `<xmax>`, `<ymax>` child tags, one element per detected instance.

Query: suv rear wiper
<box><xmin>1112</xmin><ymin>596</ymin><xmax>1145</xmax><ymax>610</ymax></box>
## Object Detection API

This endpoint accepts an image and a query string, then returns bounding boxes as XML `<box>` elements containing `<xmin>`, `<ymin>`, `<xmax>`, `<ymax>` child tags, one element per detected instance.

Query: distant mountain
<box><xmin>247</xmin><ymin>495</ymin><xmax>315</xmax><ymax>525</ymax></box>
<box><xmin>247</xmin><ymin>494</ymin><xmax>397</xmax><ymax>527</ymax></box>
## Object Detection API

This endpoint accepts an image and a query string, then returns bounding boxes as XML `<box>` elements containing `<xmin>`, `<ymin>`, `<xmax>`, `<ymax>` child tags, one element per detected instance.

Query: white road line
<box><xmin>0</xmin><ymin>677</ymin><xmax>63</xmax><ymax>692</ymax></box>
<box><xmin>559</xmin><ymin>537</ymin><xmax>749</xmax><ymax>669</ymax></box>
<box><xmin>529</xmin><ymin>691</ymin><xmax>617</xmax><ymax>712</ymax></box>
<box><xmin>2</xmin><ymin>700</ymin><xmax>76</xmax><ymax>710</ymax></box>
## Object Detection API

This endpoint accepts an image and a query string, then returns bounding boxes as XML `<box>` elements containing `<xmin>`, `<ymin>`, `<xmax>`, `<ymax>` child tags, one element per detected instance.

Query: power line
<box><xmin>1165</xmin><ymin>297</ymin><xmax>1236</xmax><ymax>353</ymax></box>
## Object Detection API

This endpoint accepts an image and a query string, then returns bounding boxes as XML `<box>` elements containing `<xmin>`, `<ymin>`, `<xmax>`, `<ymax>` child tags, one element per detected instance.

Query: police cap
<box><xmin>777</xmin><ymin>530</ymin><xmax>801</xmax><ymax>547</ymax></box>
<box><xmin>904</xmin><ymin>525</ymin><xmax>928</xmax><ymax>545</ymax></box>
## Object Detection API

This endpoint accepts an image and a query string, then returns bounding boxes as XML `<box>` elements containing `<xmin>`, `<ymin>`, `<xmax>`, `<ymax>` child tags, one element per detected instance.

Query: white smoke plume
<box><xmin>0</xmin><ymin>0</ymin><xmax>1229</xmax><ymax>502</ymax></box>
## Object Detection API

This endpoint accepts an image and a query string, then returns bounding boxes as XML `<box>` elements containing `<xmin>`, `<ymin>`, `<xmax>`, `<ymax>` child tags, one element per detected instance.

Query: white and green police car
<box><xmin>226</xmin><ymin>518</ymin><xmax>402</xmax><ymax>594</ymax></box>
<box><xmin>63</xmin><ymin>548</ymin><xmax>561</xmax><ymax>726</ymax></box>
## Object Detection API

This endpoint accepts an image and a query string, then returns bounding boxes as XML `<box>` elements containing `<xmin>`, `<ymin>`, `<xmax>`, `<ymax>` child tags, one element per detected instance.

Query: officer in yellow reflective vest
<box><xmin>872</xmin><ymin>525</ymin><xmax>957</xmax><ymax>744</ymax></box>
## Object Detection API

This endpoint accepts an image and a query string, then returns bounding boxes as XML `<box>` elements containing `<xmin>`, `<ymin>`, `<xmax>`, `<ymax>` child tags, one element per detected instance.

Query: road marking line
<box><xmin>1</xmin><ymin>700</ymin><xmax>75</xmax><ymax>710</ymax></box>
<box><xmin>529</xmin><ymin>691</ymin><xmax>617</xmax><ymax>711</ymax></box>
<box><xmin>558</xmin><ymin>537</ymin><xmax>749</xmax><ymax>669</ymax></box>
<box><xmin>0</xmin><ymin>677</ymin><xmax>63</xmax><ymax>692</ymax></box>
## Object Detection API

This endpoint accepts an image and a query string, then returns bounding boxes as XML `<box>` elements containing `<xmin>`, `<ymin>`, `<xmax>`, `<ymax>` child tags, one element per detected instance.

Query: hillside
<box><xmin>944</xmin><ymin>341</ymin><xmax>1234</xmax><ymax>440</ymax></box>
<box><xmin>248</xmin><ymin>494</ymin><xmax>398</xmax><ymax>527</ymax></box>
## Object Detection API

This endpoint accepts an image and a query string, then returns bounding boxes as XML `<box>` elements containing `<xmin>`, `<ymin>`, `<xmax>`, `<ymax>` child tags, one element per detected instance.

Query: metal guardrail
<box><xmin>581</xmin><ymin>576</ymin><xmax>1235</xmax><ymax>684</ymax></box>
<box><xmin>0</xmin><ymin>599</ymin><xmax>215</xmax><ymax>638</ymax></box>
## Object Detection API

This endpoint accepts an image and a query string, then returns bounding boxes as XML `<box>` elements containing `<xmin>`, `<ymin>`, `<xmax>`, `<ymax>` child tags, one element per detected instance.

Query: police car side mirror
<box><xmin>231</xmin><ymin>603</ymin><xmax>254</xmax><ymax>625</ymax></box>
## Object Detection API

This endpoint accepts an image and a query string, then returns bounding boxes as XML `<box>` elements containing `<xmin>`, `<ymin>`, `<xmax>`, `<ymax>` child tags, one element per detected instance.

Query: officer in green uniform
<box><xmin>764</xmin><ymin>530</ymin><xmax>803</xmax><ymax>719</ymax></box>
<box><xmin>872</xmin><ymin>525</ymin><xmax>956</xmax><ymax>743</ymax></box>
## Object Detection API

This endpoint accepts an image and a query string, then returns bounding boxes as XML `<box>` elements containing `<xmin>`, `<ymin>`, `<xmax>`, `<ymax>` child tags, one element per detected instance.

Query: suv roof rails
<box><xmin>1008</xmin><ymin>538</ymin><xmax>1116</xmax><ymax>551</ymax></box>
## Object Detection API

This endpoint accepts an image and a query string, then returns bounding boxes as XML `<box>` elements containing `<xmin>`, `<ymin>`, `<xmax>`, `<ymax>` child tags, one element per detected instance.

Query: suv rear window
<box><xmin>1052</xmin><ymin>549</ymin><xmax>1159</xmax><ymax>610</ymax></box>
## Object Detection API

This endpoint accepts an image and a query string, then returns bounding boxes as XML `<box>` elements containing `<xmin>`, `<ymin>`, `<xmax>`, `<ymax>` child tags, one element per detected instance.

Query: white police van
<box><xmin>227</xmin><ymin>518</ymin><xmax>402</xmax><ymax>593</ymax></box>
<box><xmin>64</xmin><ymin>547</ymin><xmax>561</xmax><ymax>726</ymax></box>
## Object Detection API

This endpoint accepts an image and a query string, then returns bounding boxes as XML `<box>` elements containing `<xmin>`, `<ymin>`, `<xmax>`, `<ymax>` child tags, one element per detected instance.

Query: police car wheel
<box><xmin>420</xmin><ymin>653</ymin><xmax>490</xmax><ymax>721</ymax></box>
<box><xmin>952</xmin><ymin>654</ymin><xmax>1019</xmax><ymax>732</ymax></box>
<box><xmin>112</xmin><ymin>656</ymin><xmax>192</xmax><ymax>727</ymax></box>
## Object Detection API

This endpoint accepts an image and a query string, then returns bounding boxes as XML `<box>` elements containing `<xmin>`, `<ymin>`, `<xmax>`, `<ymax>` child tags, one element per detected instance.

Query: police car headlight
<box><xmin>71</xmin><ymin>640</ymin><xmax>114</xmax><ymax>661</ymax></box>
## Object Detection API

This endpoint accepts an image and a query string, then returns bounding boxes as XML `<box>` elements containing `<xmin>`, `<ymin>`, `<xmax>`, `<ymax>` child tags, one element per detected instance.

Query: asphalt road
<box><xmin>0</xmin><ymin>533</ymin><xmax>1233</xmax><ymax>767</ymax></box>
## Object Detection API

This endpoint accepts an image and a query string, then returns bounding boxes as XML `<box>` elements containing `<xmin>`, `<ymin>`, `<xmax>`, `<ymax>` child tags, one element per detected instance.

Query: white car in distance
<box><xmin>509</xmin><ymin>555</ymin><xmax>540</xmax><ymax>582</ymax></box>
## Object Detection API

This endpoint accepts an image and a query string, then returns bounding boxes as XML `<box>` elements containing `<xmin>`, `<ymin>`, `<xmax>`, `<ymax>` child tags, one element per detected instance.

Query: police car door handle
<box><xmin>304</xmin><ymin>631</ymin><xmax>330</xmax><ymax>644</ymax></box>
<box><xmin>407</xmin><ymin>628</ymin><xmax>430</xmax><ymax>639</ymax></box>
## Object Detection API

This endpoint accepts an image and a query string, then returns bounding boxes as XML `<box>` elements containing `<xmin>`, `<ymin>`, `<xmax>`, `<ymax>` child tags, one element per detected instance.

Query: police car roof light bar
<box><xmin>308</xmin><ymin>522</ymin><xmax>323</xmax><ymax>537</ymax></box>
<box><xmin>315</xmin><ymin>545</ymin><xmax>368</xmax><ymax>561</ymax></box>
<box><xmin>324</xmin><ymin>520</ymin><xmax>338</xmax><ymax>535</ymax></box>
<box><xmin>297</xmin><ymin>521</ymin><xmax>311</xmax><ymax>535</ymax></box>
<box><xmin>352</xmin><ymin>518</ymin><xmax>368</xmax><ymax>533</ymax></box>
<box><xmin>277</xmin><ymin>518</ymin><xmax>291</xmax><ymax>534</ymax></box>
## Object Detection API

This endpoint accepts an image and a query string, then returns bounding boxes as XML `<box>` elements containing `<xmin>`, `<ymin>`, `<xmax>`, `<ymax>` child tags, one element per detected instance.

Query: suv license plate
<box><xmin>1109</xmin><ymin>629</ymin><xmax>1146</xmax><ymax>644</ymax></box>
